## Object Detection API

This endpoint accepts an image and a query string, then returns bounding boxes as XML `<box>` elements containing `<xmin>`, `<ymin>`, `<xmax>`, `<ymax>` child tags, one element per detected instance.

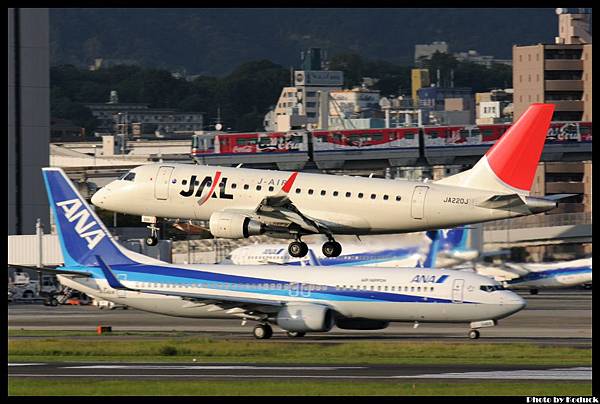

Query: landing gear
<box><xmin>145</xmin><ymin>221</ymin><xmax>160</xmax><ymax>246</ymax></box>
<box><xmin>322</xmin><ymin>240</ymin><xmax>342</xmax><ymax>257</ymax></box>
<box><xmin>288</xmin><ymin>240</ymin><xmax>309</xmax><ymax>258</ymax></box>
<box><xmin>468</xmin><ymin>329</ymin><xmax>480</xmax><ymax>340</ymax></box>
<box><xmin>286</xmin><ymin>331</ymin><xmax>306</xmax><ymax>338</ymax></box>
<box><xmin>253</xmin><ymin>323</ymin><xmax>273</xmax><ymax>340</ymax></box>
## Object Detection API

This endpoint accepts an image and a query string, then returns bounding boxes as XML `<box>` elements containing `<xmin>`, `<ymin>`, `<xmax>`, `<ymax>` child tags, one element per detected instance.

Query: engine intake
<box><xmin>276</xmin><ymin>304</ymin><xmax>335</xmax><ymax>332</ymax></box>
<box><xmin>209</xmin><ymin>212</ymin><xmax>264</xmax><ymax>239</ymax></box>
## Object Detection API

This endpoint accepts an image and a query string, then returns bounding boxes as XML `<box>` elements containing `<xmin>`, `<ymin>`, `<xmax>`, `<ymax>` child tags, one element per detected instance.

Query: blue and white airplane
<box><xmin>228</xmin><ymin>228</ymin><xmax>478</xmax><ymax>268</ymax></box>
<box><xmin>472</xmin><ymin>258</ymin><xmax>592</xmax><ymax>295</ymax></box>
<box><xmin>40</xmin><ymin>167</ymin><xmax>526</xmax><ymax>340</ymax></box>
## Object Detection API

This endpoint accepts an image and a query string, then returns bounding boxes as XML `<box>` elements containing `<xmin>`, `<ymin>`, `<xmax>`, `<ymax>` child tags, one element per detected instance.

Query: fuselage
<box><xmin>58</xmin><ymin>263</ymin><xmax>525</xmax><ymax>323</ymax></box>
<box><xmin>92</xmin><ymin>163</ymin><xmax>529</xmax><ymax>235</ymax></box>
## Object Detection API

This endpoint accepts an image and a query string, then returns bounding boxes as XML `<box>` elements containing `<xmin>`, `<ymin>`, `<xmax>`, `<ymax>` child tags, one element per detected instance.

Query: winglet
<box><xmin>95</xmin><ymin>255</ymin><xmax>130</xmax><ymax>290</ymax></box>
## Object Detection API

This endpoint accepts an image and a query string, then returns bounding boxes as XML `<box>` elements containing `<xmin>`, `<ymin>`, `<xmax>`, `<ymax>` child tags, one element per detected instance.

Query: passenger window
<box><xmin>383</xmin><ymin>195</ymin><xmax>389</xmax><ymax>200</ymax></box>
<box><xmin>371</xmin><ymin>194</ymin><xmax>376</xmax><ymax>199</ymax></box>
<box><xmin>256</xmin><ymin>185</ymin><xmax>262</xmax><ymax>191</ymax></box>
<box><xmin>320</xmin><ymin>190</ymin><xmax>326</xmax><ymax>196</ymax></box>
<box><xmin>396</xmin><ymin>196</ymin><xmax>402</xmax><ymax>201</ymax></box>
<box><xmin>377</xmin><ymin>286</ymin><xmax>381</xmax><ymax>291</ymax></box>
<box><xmin>295</xmin><ymin>188</ymin><xmax>301</xmax><ymax>194</ymax></box>
<box><xmin>346</xmin><ymin>192</ymin><xmax>351</xmax><ymax>197</ymax></box>
<box><xmin>244</xmin><ymin>184</ymin><xmax>249</xmax><ymax>190</ymax></box>
<box><xmin>370</xmin><ymin>285</ymin><xmax>374</xmax><ymax>291</ymax></box>
<box><xmin>391</xmin><ymin>286</ymin><xmax>395</xmax><ymax>291</ymax></box>
<box><xmin>384</xmin><ymin>286</ymin><xmax>388</xmax><ymax>291</ymax></box>
<box><xmin>308</xmin><ymin>189</ymin><xmax>314</xmax><ymax>195</ymax></box>
<box><xmin>430</xmin><ymin>287</ymin><xmax>434</xmax><ymax>292</ymax></box>
<box><xmin>231</xmin><ymin>183</ymin><xmax>237</xmax><ymax>189</ymax></box>
<box><xmin>411</xmin><ymin>287</ymin><xmax>415</xmax><ymax>291</ymax></box>
<box><xmin>333</xmin><ymin>191</ymin><xmax>339</xmax><ymax>196</ymax></box>
<box><xmin>182</xmin><ymin>179</ymin><xmax>187</xmax><ymax>185</ymax></box>
<box><xmin>268</xmin><ymin>186</ymin><xmax>274</xmax><ymax>192</ymax></box>
<box><xmin>358</xmin><ymin>193</ymin><xmax>364</xmax><ymax>198</ymax></box>
<box><xmin>417</xmin><ymin>287</ymin><xmax>421</xmax><ymax>292</ymax></box>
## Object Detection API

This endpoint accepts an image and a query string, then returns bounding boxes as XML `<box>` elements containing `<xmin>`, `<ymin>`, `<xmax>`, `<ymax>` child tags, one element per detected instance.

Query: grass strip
<box><xmin>8</xmin><ymin>379</ymin><xmax>592</xmax><ymax>396</ymax></box>
<box><xmin>8</xmin><ymin>338</ymin><xmax>591</xmax><ymax>366</ymax></box>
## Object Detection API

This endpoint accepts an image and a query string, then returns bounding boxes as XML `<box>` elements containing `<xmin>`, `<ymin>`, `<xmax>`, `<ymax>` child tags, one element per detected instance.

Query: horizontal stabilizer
<box><xmin>8</xmin><ymin>264</ymin><xmax>92</xmax><ymax>278</ymax></box>
<box><xmin>95</xmin><ymin>255</ymin><xmax>129</xmax><ymax>290</ymax></box>
<box><xmin>543</xmin><ymin>193</ymin><xmax>578</xmax><ymax>201</ymax></box>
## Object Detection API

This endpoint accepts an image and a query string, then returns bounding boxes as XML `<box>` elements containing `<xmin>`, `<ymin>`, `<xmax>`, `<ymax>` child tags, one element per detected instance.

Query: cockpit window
<box><xmin>480</xmin><ymin>285</ymin><xmax>505</xmax><ymax>292</ymax></box>
<box><xmin>119</xmin><ymin>172</ymin><xmax>136</xmax><ymax>181</ymax></box>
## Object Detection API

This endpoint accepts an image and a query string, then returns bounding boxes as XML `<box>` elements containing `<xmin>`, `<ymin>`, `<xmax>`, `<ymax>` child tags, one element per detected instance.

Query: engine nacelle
<box><xmin>335</xmin><ymin>319</ymin><xmax>389</xmax><ymax>330</ymax></box>
<box><xmin>209</xmin><ymin>212</ymin><xmax>264</xmax><ymax>239</ymax></box>
<box><xmin>276</xmin><ymin>304</ymin><xmax>335</xmax><ymax>332</ymax></box>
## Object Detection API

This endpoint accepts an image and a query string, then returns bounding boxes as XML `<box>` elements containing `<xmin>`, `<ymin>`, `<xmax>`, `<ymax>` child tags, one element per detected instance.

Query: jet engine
<box><xmin>335</xmin><ymin>319</ymin><xmax>389</xmax><ymax>330</ymax></box>
<box><xmin>276</xmin><ymin>304</ymin><xmax>335</xmax><ymax>332</ymax></box>
<box><xmin>209</xmin><ymin>212</ymin><xmax>265</xmax><ymax>239</ymax></box>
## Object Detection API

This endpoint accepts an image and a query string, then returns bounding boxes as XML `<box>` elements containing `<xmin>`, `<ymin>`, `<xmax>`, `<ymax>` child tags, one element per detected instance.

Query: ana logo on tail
<box><xmin>56</xmin><ymin>198</ymin><xmax>105</xmax><ymax>249</ymax></box>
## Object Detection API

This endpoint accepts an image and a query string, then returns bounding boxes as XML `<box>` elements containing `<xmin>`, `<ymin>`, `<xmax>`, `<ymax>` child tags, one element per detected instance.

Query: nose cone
<box><xmin>91</xmin><ymin>184</ymin><xmax>111</xmax><ymax>208</ymax></box>
<box><xmin>502</xmin><ymin>292</ymin><xmax>527</xmax><ymax>318</ymax></box>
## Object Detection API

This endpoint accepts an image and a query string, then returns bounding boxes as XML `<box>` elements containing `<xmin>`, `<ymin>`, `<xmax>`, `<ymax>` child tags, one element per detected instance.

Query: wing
<box><xmin>224</xmin><ymin>171</ymin><xmax>330</xmax><ymax>236</ymax></box>
<box><xmin>96</xmin><ymin>256</ymin><xmax>283</xmax><ymax>318</ymax></box>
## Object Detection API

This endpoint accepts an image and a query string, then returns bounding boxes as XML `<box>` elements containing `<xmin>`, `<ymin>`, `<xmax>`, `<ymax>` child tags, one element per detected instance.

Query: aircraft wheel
<box><xmin>286</xmin><ymin>331</ymin><xmax>306</xmax><ymax>338</ymax></box>
<box><xmin>289</xmin><ymin>241</ymin><xmax>308</xmax><ymax>258</ymax></box>
<box><xmin>322</xmin><ymin>241</ymin><xmax>342</xmax><ymax>257</ymax></box>
<box><xmin>145</xmin><ymin>236</ymin><xmax>158</xmax><ymax>246</ymax></box>
<box><xmin>253</xmin><ymin>323</ymin><xmax>273</xmax><ymax>340</ymax></box>
<box><xmin>468</xmin><ymin>329</ymin><xmax>480</xmax><ymax>340</ymax></box>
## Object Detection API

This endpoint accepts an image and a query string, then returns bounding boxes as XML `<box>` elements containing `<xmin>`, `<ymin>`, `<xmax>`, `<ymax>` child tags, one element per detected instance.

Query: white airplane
<box><xmin>470</xmin><ymin>258</ymin><xmax>592</xmax><ymax>295</ymax></box>
<box><xmin>228</xmin><ymin>228</ymin><xmax>477</xmax><ymax>268</ymax></box>
<box><xmin>92</xmin><ymin>103</ymin><xmax>561</xmax><ymax>259</ymax></box>
<box><xmin>39</xmin><ymin>167</ymin><xmax>525</xmax><ymax>340</ymax></box>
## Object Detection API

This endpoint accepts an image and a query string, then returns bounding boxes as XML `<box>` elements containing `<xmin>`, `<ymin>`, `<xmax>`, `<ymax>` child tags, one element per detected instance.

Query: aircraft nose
<box><xmin>504</xmin><ymin>293</ymin><xmax>527</xmax><ymax>314</ymax></box>
<box><xmin>91</xmin><ymin>185</ymin><xmax>109</xmax><ymax>207</ymax></box>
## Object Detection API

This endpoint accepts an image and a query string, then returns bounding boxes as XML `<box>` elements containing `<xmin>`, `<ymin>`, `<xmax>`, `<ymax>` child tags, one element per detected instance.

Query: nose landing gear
<box><xmin>145</xmin><ymin>223</ymin><xmax>159</xmax><ymax>246</ymax></box>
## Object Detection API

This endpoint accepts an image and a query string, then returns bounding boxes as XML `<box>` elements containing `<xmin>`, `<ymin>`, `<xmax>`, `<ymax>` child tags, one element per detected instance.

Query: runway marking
<box><xmin>391</xmin><ymin>367</ymin><xmax>592</xmax><ymax>380</ymax></box>
<box><xmin>9</xmin><ymin>368</ymin><xmax>592</xmax><ymax>381</ymax></box>
<box><xmin>63</xmin><ymin>365</ymin><xmax>365</xmax><ymax>370</ymax></box>
<box><xmin>8</xmin><ymin>363</ymin><xmax>46</xmax><ymax>366</ymax></box>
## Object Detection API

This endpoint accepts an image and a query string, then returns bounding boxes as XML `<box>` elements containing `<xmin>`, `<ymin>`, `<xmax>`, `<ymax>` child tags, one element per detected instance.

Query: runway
<box><xmin>8</xmin><ymin>362</ymin><xmax>592</xmax><ymax>381</ymax></box>
<box><xmin>8</xmin><ymin>290</ymin><xmax>592</xmax><ymax>345</ymax></box>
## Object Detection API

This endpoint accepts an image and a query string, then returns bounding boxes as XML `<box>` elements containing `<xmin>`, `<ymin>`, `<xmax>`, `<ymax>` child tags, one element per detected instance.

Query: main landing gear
<box><xmin>468</xmin><ymin>329</ymin><xmax>480</xmax><ymax>340</ymax></box>
<box><xmin>288</xmin><ymin>236</ymin><xmax>342</xmax><ymax>258</ymax></box>
<box><xmin>253</xmin><ymin>323</ymin><xmax>273</xmax><ymax>339</ymax></box>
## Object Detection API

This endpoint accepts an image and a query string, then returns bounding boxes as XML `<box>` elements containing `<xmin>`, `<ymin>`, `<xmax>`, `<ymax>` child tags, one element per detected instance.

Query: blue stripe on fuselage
<box><xmin>507</xmin><ymin>266</ymin><xmax>592</xmax><ymax>285</ymax></box>
<box><xmin>75</xmin><ymin>262</ymin><xmax>471</xmax><ymax>304</ymax></box>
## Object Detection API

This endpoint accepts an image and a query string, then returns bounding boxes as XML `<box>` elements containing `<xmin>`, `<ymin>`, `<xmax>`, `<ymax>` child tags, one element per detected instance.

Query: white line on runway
<box><xmin>63</xmin><ymin>365</ymin><xmax>365</xmax><ymax>370</ymax></box>
<box><xmin>8</xmin><ymin>363</ymin><xmax>46</xmax><ymax>366</ymax></box>
<box><xmin>391</xmin><ymin>367</ymin><xmax>592</xmax><ymax>380</ymax></box>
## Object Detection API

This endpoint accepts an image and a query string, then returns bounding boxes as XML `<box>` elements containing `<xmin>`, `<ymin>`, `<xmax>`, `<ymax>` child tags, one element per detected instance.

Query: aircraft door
<box><xmin>154</xmin><ymin>166</ymin><xmax>174</xmax><ymax>200</ymax></box>
<box><xmin>411</xmin><ymin>186</ymin><xmax>429</xmax><ymax>219</ymax></box>
<box><xmin>452</xmin><ymin>279</ymin><xmax>464</xmax><ymax>303</ymax></box>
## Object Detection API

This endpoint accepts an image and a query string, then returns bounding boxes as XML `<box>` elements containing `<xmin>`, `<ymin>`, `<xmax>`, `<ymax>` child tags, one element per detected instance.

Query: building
<box><xmin>414</xmin><ymin>41</ymin><xmax>449</xmax><ymax>64</ymax></box>
<box><xmin>453</xmin><ymin>50</ymin><xmax>513</xmax><ymax>68</ymax></box>
<box><xmin>9</xmin><ymin>8</ymin><xmax>50</xmax><ymax>235</ymax></box>
<box><xmin>512</xmin><ymin>9</ymin><xmax>592</xmax><ymax>122</ymax></box>
<box><xmin>411</xmin><ymin>69</ymin><xmax>430</xmax><ymax>107</ymax></box>
<box><xmin>475</xmin><ymin>89</ymin><xmax>513</xmax><ymax>125</ymax></box>
<box><xmin>268</xmin><ymin>48</ymin><xmax>344</xmax><ymax>131</ymax></box>
<box><xmin>417</xmin><ymin>86</ymin><xmax>475</xmax><ymax>125</ymax></box>
<box><xmin>555</xmin><ymin>8</ymin><xmax>592</xmax><ymax>45</ymax></box>
<box><xmin>85</xmin><ymin>92</ymin><xmax>204</xmax><ymax>137</ymax></box>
